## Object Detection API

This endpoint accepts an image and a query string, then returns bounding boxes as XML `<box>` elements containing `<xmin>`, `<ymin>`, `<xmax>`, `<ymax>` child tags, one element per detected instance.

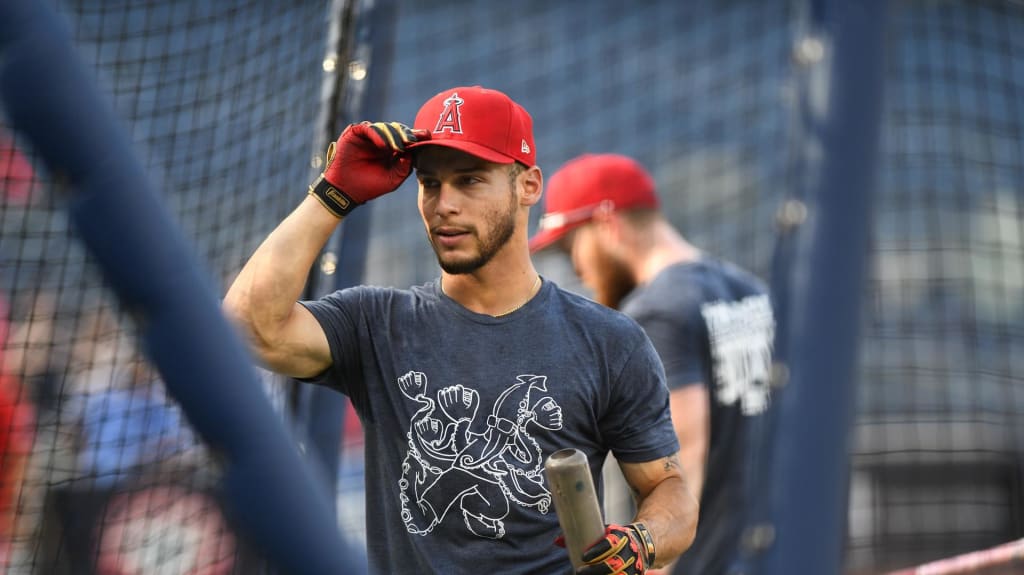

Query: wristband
<box><xmin>308</xmin><ymin>141</ymin><xmax>358</xmax><ymax>218</ymax></box>
<box><xmin>308</xmin><ymin>174</ymin><xmax>357</xmax><ymax>218</ymax></box>
<box><xmin>631</xmin><ymin>522</ymin><xmax>656</xmax><ymax>567</ymax></box>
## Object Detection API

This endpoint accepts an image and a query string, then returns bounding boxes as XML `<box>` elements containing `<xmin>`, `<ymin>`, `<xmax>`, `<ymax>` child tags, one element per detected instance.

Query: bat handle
<box><xmin>545</xmin><ymin>448</ymin><xmax>606</xmax><ymax>569</ymax></box>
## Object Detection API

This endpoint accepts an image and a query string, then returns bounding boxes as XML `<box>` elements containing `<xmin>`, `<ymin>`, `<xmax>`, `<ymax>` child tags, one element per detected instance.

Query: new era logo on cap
<box><xmin>408</xmin><ymin>86</ymin><xmax>536</xmax><ymax>166</ymax></box>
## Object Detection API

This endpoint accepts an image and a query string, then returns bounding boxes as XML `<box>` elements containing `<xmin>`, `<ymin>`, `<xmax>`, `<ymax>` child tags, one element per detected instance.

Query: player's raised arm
<box><xmin>223</xmin><ymin>122</ymin><xmax>428</xmax><ymax>378</ymax></box>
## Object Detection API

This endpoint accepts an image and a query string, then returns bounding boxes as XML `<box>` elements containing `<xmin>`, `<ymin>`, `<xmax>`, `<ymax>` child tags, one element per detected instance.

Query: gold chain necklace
<box><xmin>493</xmin><ymin>275</ymin><xmax>542</xmax><ymax>317</ymax></box>
<box><xmin>442</xmin><ymin>275</ymin><xmax>542</xmax><ymax>317</ymax></box>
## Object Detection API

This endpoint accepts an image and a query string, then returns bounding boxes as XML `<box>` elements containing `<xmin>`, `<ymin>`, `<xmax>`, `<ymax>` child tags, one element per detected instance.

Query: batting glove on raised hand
<box><xmin>574</xmin><ymin>523</ymin><xmax>656</xmax><ymax>575</ymax></box>
<box><xmin>308</xmin><ymin>121</ymin><xmax>429</xmax><ymax>217</ymax></box>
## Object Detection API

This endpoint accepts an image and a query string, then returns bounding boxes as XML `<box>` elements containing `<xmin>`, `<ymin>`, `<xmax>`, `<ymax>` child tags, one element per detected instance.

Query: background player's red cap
<box><xmin>408</xmin><ymin>86</ymin><xmax>536</xmax><ymax>166</ymax></box>
<box><xmin>529</xmin><ymin>153</ymin><xmax>660</xmax><ymax>252</ymax></box>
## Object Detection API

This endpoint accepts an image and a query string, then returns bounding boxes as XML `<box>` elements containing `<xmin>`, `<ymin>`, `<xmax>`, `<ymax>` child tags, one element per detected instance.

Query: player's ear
<box><xmin>519</xmin><ymin>165</ymin><xmax>543</xmax><ymax>206</ymax></box>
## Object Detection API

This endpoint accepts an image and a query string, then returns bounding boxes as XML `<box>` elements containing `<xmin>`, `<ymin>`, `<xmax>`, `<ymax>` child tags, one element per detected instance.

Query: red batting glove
<box><xmin>308</xmin><ymin>121</ymin><xmax>430</xmax><ymax>217</ymax></box>
<box><xmin>575</xmin><ymin>523</ymin><xmax>656</xmax><ymax>575</ymax></box>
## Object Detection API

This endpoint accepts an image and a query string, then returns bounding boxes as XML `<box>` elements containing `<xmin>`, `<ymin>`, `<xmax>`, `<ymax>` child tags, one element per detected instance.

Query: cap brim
<box><xmin>407</xmin><ymin>139</ymin><xmax>515</xmax><ymax>164</ymax></box>
<box><xmin>529</xmin><ymin>225</ymin><xmax>571</xmax><ymax>253</ymax></box>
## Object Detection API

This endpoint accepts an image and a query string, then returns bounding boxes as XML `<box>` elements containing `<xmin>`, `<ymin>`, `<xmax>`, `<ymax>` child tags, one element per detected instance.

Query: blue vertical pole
<box><xmin>293</xmin><ymin>0</ymin><xmax>355</xmax><ymax>505</ymax></box>
<box><xmin>297</xmin><ymin>0</ymin><xmax>397</xmax><ymax>515</ymax></box>
<box><xmin>756</xmin><ymin>1</ymin><xmax>888</xmax><ymax>574</ymax></box>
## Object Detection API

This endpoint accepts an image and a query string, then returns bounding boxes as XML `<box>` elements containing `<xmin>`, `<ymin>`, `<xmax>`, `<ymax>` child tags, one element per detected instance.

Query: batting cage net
<box><xmin>0</xmin><ymin>1</ymin><xmax>329</xmax><ymax>572</ymax></box>
<box><xmin>849</xmin><ymin>2</ymin><xmax>1024</xmax><ymax>573</ymax></box>
<box><xmin>0</xmin><ymin>1</ymin><xmax>1022</xmax><ymax>575</ymax></box>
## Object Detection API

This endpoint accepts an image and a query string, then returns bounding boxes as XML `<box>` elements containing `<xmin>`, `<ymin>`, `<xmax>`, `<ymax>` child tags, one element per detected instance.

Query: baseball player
<box><xmin>224</xmin><ymin>87</ymin><xmax>698</xmax><ymax>574</ymax></box>
<box><xmin>530</xmin><ymin>154</ymin><xmax>776</xmax><ymax>575</ymax></box>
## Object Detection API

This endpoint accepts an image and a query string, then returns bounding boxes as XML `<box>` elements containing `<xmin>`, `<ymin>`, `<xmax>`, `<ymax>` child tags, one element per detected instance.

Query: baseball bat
<box><xmin>545</xmin><ymin>448</ymin><xmax>606</xmax><ymax>569</ymax></box>
<box><xmin>884</xmin><ymin>537</ymin><xmax>1024</xmax><ymax>575</ymax></box>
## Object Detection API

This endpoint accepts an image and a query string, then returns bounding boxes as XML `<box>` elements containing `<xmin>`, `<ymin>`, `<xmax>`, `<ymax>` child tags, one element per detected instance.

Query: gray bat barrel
<box><xmin>545</xmin><ymin>448</ymin><xmax>606</xmax><ymax>569</ymax></box>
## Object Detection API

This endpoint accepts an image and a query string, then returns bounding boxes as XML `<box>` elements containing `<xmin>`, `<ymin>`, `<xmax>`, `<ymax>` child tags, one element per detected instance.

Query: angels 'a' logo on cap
<box><xmin>434</xmin><ymin>93</ymin><xmax>465</xmax><ymax>134</ymax></box>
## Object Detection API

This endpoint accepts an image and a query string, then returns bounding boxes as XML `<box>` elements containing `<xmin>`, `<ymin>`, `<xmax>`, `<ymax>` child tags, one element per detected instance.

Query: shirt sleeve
<box><xmin>297</xmin><ymin>288</ymin><xmax>367</xmax><ymax>397</ymax></box>
<box><xmin>601</xmin><ymin>334</ymin><xmax>681</xmax><ymax>463</ymax></box>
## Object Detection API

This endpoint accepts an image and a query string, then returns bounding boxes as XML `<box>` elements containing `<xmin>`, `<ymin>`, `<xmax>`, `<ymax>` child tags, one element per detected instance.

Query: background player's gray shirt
<box><xmin>621</xmin><ymin>258</ymin><xmax>774</xmax><ymax>575</ymax></box>
<box><xmin>301</xmin><ymin>278</ymin><xmax>679</xmax><ymax>575</ymax></box>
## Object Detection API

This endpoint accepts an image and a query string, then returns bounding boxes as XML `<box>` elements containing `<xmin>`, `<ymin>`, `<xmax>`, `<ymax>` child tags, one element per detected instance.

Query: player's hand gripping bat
<box><xmin>546</xmin><ymin>449</ymin><xmax>657</xmax><ymax>573</ymax></box>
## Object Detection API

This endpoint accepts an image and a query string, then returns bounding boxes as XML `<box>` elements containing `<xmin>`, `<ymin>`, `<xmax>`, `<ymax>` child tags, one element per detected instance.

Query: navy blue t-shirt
<box><xmin>620</xmin><ymin>258</ymin><xmax>775</xmax><ymax>575</ymax></box>
<box><xmin>301</xmin><ymin>278</ymin><xmax>679</xmax><ymax>575</ymax></box>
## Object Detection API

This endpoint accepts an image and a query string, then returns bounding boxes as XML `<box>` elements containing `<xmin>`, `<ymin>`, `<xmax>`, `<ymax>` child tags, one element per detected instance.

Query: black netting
<box><xmin>370</xmin><ymin>1</ymin><xmax>796</xmax><ymax>290</ymax></box>
<box><xmin>2</xmin><ymin>1</ymin><xmax>1023</xmax><ymax>574</ymax></box>
<box><xmin>849</xmin><ymin>2</ymin><xmax>1024</xmax><ymax>573</ymax></box>
<box><xmin>0</xmin><ymin>1</ymin><xmax>327</xmax><ymax>572</ymax></box>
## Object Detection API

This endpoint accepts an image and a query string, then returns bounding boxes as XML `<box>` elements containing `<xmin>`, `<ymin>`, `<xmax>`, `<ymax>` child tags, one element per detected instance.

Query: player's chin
<box><xmin>435</xmin><ymin>251</ymin><xmax>484</xmax><ymax>276</ymax></box>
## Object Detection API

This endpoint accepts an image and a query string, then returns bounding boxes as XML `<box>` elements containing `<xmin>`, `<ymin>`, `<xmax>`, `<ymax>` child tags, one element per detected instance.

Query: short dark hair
<box><xmin>508</xmin><ymin>162</ymin><xmax>525</xmax><ymax>189</ymax></box>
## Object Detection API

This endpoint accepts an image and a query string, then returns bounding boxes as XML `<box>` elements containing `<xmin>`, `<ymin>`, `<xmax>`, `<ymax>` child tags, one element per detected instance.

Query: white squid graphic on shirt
<box><xmin>396</xmin><ymin>371</ymin><xmax>563</xmax><ymax>539</ymax></box>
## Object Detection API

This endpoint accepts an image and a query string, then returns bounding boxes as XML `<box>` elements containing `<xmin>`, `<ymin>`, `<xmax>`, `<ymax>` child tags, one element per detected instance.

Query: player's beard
<box><xmin>432</xmin><ymin>188</ymin><xmax>517</xmax><ymax>275</ymax></box>
<box><xmin>591</xmin><ymin>249</ymin><xmax>635</xmax><ymax>310</ymax></box>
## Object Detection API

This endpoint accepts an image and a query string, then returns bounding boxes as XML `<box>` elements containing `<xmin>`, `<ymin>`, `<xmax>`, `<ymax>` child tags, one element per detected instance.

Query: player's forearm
<box><xmin>634</xmin><ymin>473</ymin><xmax>699</xmax><ymax>568</ymax></box>
<box><xmin>224</xmin><ymin>196</ymin><xmax>340</xmax><ymax>350</ymax></box>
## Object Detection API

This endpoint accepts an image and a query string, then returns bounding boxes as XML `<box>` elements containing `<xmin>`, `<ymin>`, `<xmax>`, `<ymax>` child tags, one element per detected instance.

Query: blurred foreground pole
<box><xmin>0</xmin><ymin>1</ymin><xmax>363</xmax><ymax>572</ymax></box>
<box><xmin>295</xmin><ymin>0</ymin><xmax>397</xmax><ymax>517</ymax></box>
<box><xmin>755</xmin><ymin>1</ymin><xmax>888</xmax><ymax>574</ymax></box>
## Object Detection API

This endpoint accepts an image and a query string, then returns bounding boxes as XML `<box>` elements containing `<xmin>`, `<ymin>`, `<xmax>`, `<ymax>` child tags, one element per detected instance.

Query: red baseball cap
<box><xmin>408</xmin><ymin>86</ymin><xmax>535</xmax><ymax>166</ymax></box>
<box><xmin>529</xmin><ymin>153</ymin><xmax>660</xmax><ymax>252</ymax></box>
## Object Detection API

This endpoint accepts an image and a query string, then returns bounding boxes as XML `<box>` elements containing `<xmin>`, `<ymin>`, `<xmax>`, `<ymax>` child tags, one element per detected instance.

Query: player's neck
<box><xmin>440</xmin><ymin>257</ymin><xmax>541</xmax><ymax>317</ymax></box>
<box><xmin>633</xmin><ymin>223</ymin><xmax>700</xmax><ymax>285</ymax></box>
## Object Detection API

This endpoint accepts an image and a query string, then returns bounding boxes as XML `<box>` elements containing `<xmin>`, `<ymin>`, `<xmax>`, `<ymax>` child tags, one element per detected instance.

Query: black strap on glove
<box><xmin>576</xmin><ymin>522</ymin><xmax>656</xmax><ymax>574</ymax></box>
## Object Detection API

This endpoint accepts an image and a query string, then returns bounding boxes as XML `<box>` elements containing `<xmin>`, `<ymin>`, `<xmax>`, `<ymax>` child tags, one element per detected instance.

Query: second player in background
<box><xmin>531</xmin><ymin>153</ymin><xmax>776</xmax><ymax>575</ymax></box>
